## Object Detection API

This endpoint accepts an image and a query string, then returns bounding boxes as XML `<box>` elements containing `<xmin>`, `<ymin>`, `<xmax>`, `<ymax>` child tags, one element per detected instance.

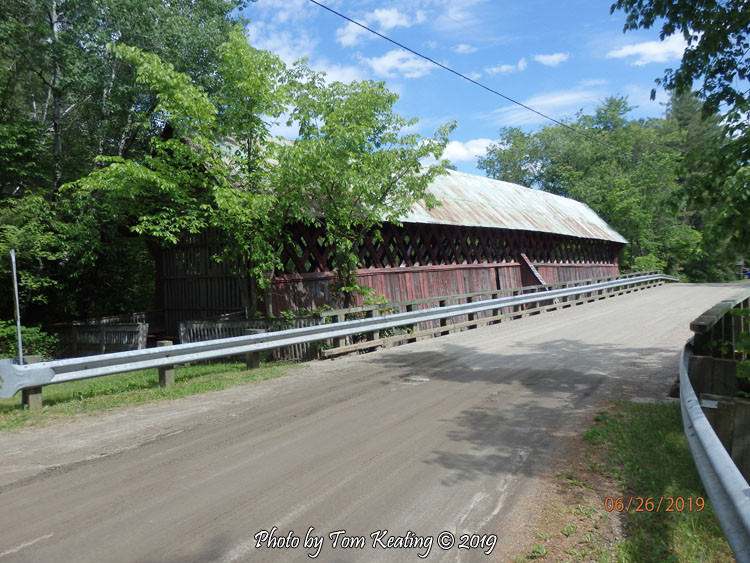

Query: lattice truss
<box><xmin>279</xmin><ymin>222</ymin><xmax>619</xmax><ymax>274</ymax></box>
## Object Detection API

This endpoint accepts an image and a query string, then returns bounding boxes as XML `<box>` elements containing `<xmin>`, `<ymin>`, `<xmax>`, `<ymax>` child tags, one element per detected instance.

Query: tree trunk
<box><xmin>98</xmin><ymin>61</ymin><xmax>117</xmax><ymax>156</ymax></box>
<box><xmin>239</xmin><ymin>257</ymin><xmax>258</xmax><ymax>320</ymax></box>
<box><xmin>118</xmin><ymin>104</ymin><xmax>138</xmax><ymax>157</ymax></box>
<box><xmin>48</xmin><ymin>0</ymin><xmax>62</xmax><ymax>188</ymax></box>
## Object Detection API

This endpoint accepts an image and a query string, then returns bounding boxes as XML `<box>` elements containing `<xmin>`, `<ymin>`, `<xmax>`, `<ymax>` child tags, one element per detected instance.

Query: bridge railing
<box><xmin>317</xmin><ymin>270</ymin><xmax>667</xmax><ymax>357</ymax></box>
<box><xmin>0</xmin><ymin>272</ymin><xmax>676</xmax><ymax>408</ymax></box>
<box><xmin>316</xmin><ymin>270</ymin><xmax>662</xmax><ymax>320</ymax></box>
<box><xmin>681</xmin><ymin>290</ymin><xmax>750</xmax><ymax>561</ymax></box>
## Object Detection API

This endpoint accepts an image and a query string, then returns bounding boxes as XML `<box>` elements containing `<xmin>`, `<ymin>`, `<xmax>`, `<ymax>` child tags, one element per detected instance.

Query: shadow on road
<box><xmin>368</xmin><ymin>337</ymin><xmax>679</xmax><ymax>485</ymax></box>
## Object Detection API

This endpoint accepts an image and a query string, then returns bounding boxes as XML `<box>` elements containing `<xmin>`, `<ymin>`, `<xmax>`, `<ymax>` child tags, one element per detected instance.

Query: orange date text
<box><xmin>604</xmin><ymin>496</ymin><xmax>705</xmax><ymax>513</ymax></box>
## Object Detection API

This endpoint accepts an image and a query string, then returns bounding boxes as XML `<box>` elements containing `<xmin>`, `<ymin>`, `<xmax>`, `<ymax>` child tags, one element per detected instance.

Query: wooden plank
<box><xmin>700</xmin><ymin>393</ymin><xmax>734</xmax><ymax>454</ymax></box>
<box><xmin>689</xmin><ymin>356</ymin><xmax>738</xmax><ymax>397</ymax></box>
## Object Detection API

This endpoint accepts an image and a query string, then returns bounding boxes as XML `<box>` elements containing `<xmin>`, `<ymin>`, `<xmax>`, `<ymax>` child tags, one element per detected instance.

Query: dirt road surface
<box><xmin>0</xmin><ymin>283</ymin><xmax>745</xmax><ymax>562</ymax></box>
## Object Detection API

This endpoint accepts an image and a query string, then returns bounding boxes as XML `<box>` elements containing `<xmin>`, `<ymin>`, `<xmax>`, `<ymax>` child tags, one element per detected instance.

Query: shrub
<box><xmin>0</xmin><ymin>320</ymin><xmax>58</xmax><ymax>360</ymax></box>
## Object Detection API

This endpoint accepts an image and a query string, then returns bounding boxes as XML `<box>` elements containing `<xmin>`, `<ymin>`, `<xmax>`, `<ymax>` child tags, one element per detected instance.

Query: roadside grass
<box><xmin>0</xmin><ymin>359</ymin><xmax>301</xmax><ymax>431</ymax></box>
<box><xmin>584</xmin><ymin>401</ymin><xmax>734</xmax><ymax>562</ymax></box>
<box><xmin>514</xmin><ymin>400</ymin><xmax>734</xmax><ymax>562</ymax></box>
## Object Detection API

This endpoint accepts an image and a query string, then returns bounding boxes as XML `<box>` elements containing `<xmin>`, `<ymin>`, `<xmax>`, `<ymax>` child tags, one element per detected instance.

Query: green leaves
<box><xmin>478</xmin><ymin>96</ymin><xmax>723</xmax><ymax>278</ymax></box>
<box><xmin>272</xmin><ymin>77</ymin><xmax>454</xmax><ymax>299</ymax></box>
<box><xmin>110</xmin><ymin>43</ymin><xmax>217</xmax><ymax>136</ymax></box>
<box><xmin>0</xmin><ymin>0</ymin><xmax>248</xmax><ymax>322</ymax></box>
<box><xmin>2</xmin><ymin>1</ymin><xmax>455</xmax><ymax>320</ymax></box>
<box><xmin>611</xmin><ymin>0</ymin><xmax>749</xmax><ymax>255</ymax></box>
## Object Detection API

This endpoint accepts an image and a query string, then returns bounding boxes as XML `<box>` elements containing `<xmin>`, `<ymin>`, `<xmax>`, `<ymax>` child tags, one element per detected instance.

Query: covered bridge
<box><xmin>157</xmin><ymin>170</ymin><xmax>626</xmax><ymax>334</ymax></box>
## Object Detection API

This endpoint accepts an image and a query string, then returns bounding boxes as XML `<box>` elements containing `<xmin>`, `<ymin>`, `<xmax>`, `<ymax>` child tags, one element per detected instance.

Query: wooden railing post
<box><xmin>21</xmin><ymin>355</ymin><xmax>43</xmax><ymax>411</ymax></box>
<box><xmin>335</xmin><ymin>313</ymin><xmax>345</xmax><ymax>349</ymax></box>
<box><xmin>406</xmin><ymin>304</ymin><xmax>416</xmax><ymax>343</ymax></box>
<box><xmin>439</xmin><ymin>299</ymin><xmax>450</xmax><ymax>336</ymax></box>
<box><xmin>467</xmin><ymin>296</ymin><xmax>477</xmax><ymax>327</ymax></box>
<box><xmin>513</xmin><ymin>289</ymin><xmax>523</xmax><ymax>317</ymax></box>
<box><xmin>244</xmin><ymin>328</ymin><xmax>264</xmax><ymax>369</ymax></box>
<box><xmin>366</xmin><ymin>310</ymin><xmax>379</xmax><ymax>342</ymax></box>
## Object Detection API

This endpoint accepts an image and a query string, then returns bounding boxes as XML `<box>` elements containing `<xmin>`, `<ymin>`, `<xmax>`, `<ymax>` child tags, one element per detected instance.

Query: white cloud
<box><xmin>247</xmin><ymin>20</ymin><xmax>363</xmax><ymax>85</ymax></box>
<box><xmin>317</xmin><ymin>61</ymin><xmax>367</xmax><ymax>84</ymax></box>
<box><xmin>455</xmin><ymin>43</ymin><xmax>478</xmax><ymax>54</ymax></box>
<box><xmin>484</xmin><ymin>87</ymin><xmax>605</xmax><ymax>126</ymax></box>
<box><xmin>580</xmin><ymin>78</ymin><xmax>608</xmax><ymax>87</ymax></box>
<box><xmin>605</xmin><ymin>34</ymin><xmax>687</xmax><ymax>66</ymax></box>
<box><xmin>246</xmin><ymin>22</ymin><xmax>317</xmax><ymax>66</ymax></box>
<box><xmin>336</xmin><ymin>7</ymin><xmax>413</xmax><ymax>47</ymax></box>
<box><xmin>487</xmin><ymin>64</ymin><xmax>515</xmax><ymax>74</ymax></box>
<box><xmin>430</xmin><ymin>0</ymin><xmax>488</xmax><ymax>32</ymax></box>
<box><xmin>442</xmin><ymin>139</ymin><xmax>492</xmax><ymax>163</ymax></box>
<box><xmin>486</xmin><ymin>57</ymin><xmax>527</xmax><ymax>74</ymax></box>
<box><xmin>363</xmin><ymin>49</ymin><xmax>434</xmax><ymax>79</ymax></box>
<box><xmin>371</xmin><ymin>8</ymin><xmax>411</xmax><ymax>30</ymax></box>
<box><xmin>622</xmin><ymin>83</ymin><xmax>670</xmax><ymax>111</ymax></box>
<box><xmin>246</xmin><ymin>0</ymin><xmax>313</xmax><ymax>26</ymax></box>
<box><xmin>533</xmin><ymin>52</ymin><xmax>569</xmax><ymax>67</ymax></box>
<box><xmin>336</xmin><ymin>23</ymin><xmax>368</xmax><ymax>48</ymax></box>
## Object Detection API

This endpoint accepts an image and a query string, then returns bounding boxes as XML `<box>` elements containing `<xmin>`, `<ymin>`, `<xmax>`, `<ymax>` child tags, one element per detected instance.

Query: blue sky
<box><xmin>242</xmin><ymin>0</ymin><xmax>687</xmax><ymax>174</ymax></box>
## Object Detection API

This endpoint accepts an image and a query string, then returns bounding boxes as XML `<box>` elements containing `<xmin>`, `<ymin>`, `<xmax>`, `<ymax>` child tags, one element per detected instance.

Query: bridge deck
<box><xmin>0</xmin><ymin>283</ymin><xmax>746</xmax><ymax>562</ymax></box>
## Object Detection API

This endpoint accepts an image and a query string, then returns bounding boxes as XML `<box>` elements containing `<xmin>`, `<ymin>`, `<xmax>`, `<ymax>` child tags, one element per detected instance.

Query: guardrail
<box><xmin>681</xmin><ymin>292</ymin><xmax>750</xmax><ymax>562</ymax></box>
<box><xmin>316</xmin><ymin>270</ymin><xmax>663</xmax><ymax>321</ymax></box>
<box><xmin>0</xmin><ymin>273</ymin><xmax>676</xmax><ymax>405</ymax></box>
<box><xmin>318</xmin><ymin>270</ymin><xmax>668</xmax><ymax>357</ymax></box>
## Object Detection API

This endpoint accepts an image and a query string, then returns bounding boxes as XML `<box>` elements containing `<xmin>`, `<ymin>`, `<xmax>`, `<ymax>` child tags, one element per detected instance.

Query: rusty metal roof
<box><xmin>403</xmin><ymin>170</ymin><xmax>627</xmax><ymax>243</ymax></box>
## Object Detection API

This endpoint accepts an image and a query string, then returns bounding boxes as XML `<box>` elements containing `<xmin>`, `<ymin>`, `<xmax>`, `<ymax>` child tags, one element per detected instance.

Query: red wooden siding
<box><xmin>158</xmin><ymin>223</ymin><xmax>623</xmax><ymax>336</ymax></box>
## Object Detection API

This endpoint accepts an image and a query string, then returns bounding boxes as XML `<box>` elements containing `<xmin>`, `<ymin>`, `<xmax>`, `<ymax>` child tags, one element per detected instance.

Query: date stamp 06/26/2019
<box><xmin>253</xmin><ymin>526</ymin><xmax>498</xmax><ymax>559</ymax></box>
<box><xmin>604</xmin><ymin>496</ymin><xmax>706</xmax><ymax>513</ymax></box>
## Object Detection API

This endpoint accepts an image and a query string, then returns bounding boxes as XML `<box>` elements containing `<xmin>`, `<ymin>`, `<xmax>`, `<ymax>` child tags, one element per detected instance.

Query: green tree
<box><xmin>611</xmin><ymin>0</ymin><xmax>749</xmax><ymax>253</ymax></box>
<box><xmin>478</xmin><ymin>97</ymin><xmax>705</xmax><ymax>275</ymax></box>
<box><xmin>662</xmin><ymin>91</ymin><xmax>736</xmax><ymax>281</ymax></box>
<box><xmin>0</xmin><ymin>0</ymin><xmax>245</xmax><ymax>323</ymax></box>
<box><xmin>70</xmin><ymin>42</ymin><xmax>453</xmax><ymax>315</ymax></box>
<box><xmin>209</xmin><ymin>29</ymin><xmax>293</xmax><ymax>316</ymax></box>
<box><xmin>273</xmin><ymin>77</ymin><xmax>455</xmax><ymax>304</ymax></box>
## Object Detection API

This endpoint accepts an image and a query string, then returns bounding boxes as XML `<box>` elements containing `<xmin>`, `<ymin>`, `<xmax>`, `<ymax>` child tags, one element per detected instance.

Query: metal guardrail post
<box><xmin>157</xmin><ymin>341</ymin><xmax>174</xmax><ymax>387</ymax></box>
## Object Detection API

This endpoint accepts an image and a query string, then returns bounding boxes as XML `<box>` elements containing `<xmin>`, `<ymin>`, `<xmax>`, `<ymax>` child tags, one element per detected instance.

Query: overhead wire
<box><xmin>306</xmin><ymin>0</ymin><xmax>614</xmax><ymax>150</ymax></box>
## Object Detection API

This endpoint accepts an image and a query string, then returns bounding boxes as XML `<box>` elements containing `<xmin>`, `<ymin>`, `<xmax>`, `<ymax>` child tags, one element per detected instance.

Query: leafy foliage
<box><xmin>64</xmin><ymin>37</ymin><xmax>453</xmax><ymax>316</ymax></box>
<box><xmin>0</xmin><ymin>0</ymin><xmax>245</xmax><ymax>323</ymax></box>
<box><xmin>0</xmin><ymin>320</ymin><xmax>58</xmax><ymax>359</ymax></box>
<box><xmin>611</xmin><ymin>0</ymin><xmax>749</xmax><ymax>255</ymax></box>
<box><xmin>478</xmin><ymin>96</ymin><xmax>732</xmax><ymax>279</ymax></box>
<box><xmin>273</xmin><ymin>77</ymin><xmax>454</xmax><ymax>302</ymax></box>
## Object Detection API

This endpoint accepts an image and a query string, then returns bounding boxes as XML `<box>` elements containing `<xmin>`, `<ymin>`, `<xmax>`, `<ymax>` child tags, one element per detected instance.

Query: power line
<box><xmin>307</xmin><ymin>0</ymin><xmax>604</xmax><ymax>145</ymax></box>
